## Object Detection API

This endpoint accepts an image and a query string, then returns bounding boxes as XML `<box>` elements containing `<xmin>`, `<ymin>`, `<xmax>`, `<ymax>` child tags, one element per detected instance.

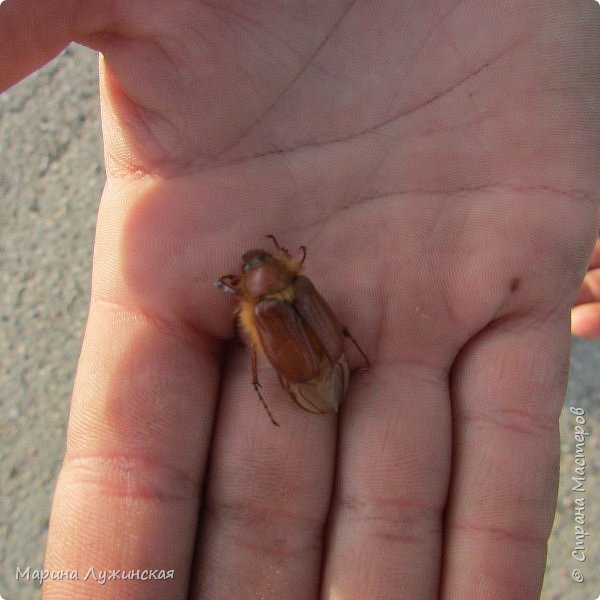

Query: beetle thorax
<box><xmin>241</xmin><ymin>252</ymin><xmax>296</xmax><ymax>299</ymax></box>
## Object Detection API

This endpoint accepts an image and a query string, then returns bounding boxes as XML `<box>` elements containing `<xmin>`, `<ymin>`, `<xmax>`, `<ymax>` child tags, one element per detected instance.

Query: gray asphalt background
<box><xmin>1</xmin><ymin>45</ymin><xmax>599</xmax><ymax>600</ymax></box>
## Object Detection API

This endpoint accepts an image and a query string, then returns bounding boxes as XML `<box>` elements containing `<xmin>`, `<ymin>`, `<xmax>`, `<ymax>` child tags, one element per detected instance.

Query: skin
<box><xmin>572</xmin><ymin>237</ymin><xmax>600</xmax><ymax>339</ymax></box>
<box><xmin>2</xmin><ymin>1</ymin><xmax>599</xmax><ymax>598</ymax></box>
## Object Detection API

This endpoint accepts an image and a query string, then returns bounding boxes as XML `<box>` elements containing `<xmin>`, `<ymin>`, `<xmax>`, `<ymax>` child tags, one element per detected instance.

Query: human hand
<box><xmin>572</xmin><ymin>236</ymin><xmax>600</xmax><ymax>339</ymax></box>
<box><xmin>3</xmin><ymin>1</ymin><xmax>599</xmax><ymax>598</ymax></box>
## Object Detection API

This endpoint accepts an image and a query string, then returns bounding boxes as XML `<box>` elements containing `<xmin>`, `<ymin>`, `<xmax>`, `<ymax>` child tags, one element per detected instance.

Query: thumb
<box><xmin>0</xmin><ymin>0</ymin><xmax>110</xmax><ymax>91</ymax></box>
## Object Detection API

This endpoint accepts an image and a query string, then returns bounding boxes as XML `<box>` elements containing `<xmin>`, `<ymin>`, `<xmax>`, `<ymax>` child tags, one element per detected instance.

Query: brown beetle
<box><xmin>214</xmin><ymin>235</ymin><xmax>369</xmax><ymax>425</ymax></box>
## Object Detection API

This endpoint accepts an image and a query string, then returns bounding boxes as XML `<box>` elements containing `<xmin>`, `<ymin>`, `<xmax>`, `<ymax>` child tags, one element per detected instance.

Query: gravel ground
<box><xmin>1</xmin><ymin>45</ymin><xmax>599</xmax><ymax>600</ymax></box>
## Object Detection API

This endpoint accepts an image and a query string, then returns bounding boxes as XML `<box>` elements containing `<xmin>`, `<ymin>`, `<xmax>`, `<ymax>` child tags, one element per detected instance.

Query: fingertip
<box><xmin>571</xmin><ymin>304</ymin><xmax>600</xmax><ymax>340</ymax></box>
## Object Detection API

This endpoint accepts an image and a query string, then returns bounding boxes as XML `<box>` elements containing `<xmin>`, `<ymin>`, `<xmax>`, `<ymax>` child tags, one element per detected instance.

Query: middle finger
<box><xmin>192</xmin><ymin>346</ymin><xmax>338</xmax><ymax>599</ymax></box>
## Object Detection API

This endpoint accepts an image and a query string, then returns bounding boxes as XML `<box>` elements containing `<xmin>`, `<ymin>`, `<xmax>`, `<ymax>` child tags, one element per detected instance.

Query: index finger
<box><xmin>43</xmin><ymin>195</ymin><xmax>222</xmax><ymax>597</ymax></box>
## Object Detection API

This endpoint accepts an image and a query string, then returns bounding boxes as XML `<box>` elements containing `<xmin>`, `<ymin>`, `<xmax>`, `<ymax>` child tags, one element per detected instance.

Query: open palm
<box><xmin>3</xmin><ymin>1</ymin><xmax>599</xmax><ymax>598</ymax></box>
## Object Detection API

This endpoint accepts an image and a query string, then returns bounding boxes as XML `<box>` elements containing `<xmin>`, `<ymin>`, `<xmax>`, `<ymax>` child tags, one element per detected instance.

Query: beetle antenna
<box><xmin>342</xmin><ymin>326</ymin><xmax>370</xmax><ymax>372</ymax></box>
<box><xmin>265</xmin><ymin>234</ymin><xmax>290</xmax><ymax>258</ymax></box>
<box><xmin>214</xmin><ymin>274</ymin><xmax>240</xmax><ymax>294</ymax></box>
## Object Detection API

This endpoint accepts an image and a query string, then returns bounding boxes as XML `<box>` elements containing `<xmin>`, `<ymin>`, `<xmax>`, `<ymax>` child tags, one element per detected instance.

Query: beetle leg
<box><xmin>342</xmin><ymin>326</ymin><xmax>370</xmax><ymax>372</ymax></box>
<box><xmin>298</xmin><ymin>245</ymin><xmax>307</xmax><ymax>266</ymax></box>
<box><xmin>214</xmin><ymin>274</ymin><xmax>240</xmax><ymax>294</ymax></box>
<box><xmin>266</xmin><ymin>234</ymin><xmax>291</xmax><ymax>258</ymax></box>
<box><xmin>232</xmin><ymin>315</ymin><xmax>245</xmax><ymax>345</ymax></box>
<box><xmin>251</xmin><ymin>348</ymin><xmax>280</xmax><ymax>426</ymax></box>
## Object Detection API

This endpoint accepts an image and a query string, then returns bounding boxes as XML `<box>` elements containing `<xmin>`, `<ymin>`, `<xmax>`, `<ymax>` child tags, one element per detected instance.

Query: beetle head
<box><xmin>242</xmin><ymin>249</ymin><xmax>272</xmax><ymax>272</ymax></box>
